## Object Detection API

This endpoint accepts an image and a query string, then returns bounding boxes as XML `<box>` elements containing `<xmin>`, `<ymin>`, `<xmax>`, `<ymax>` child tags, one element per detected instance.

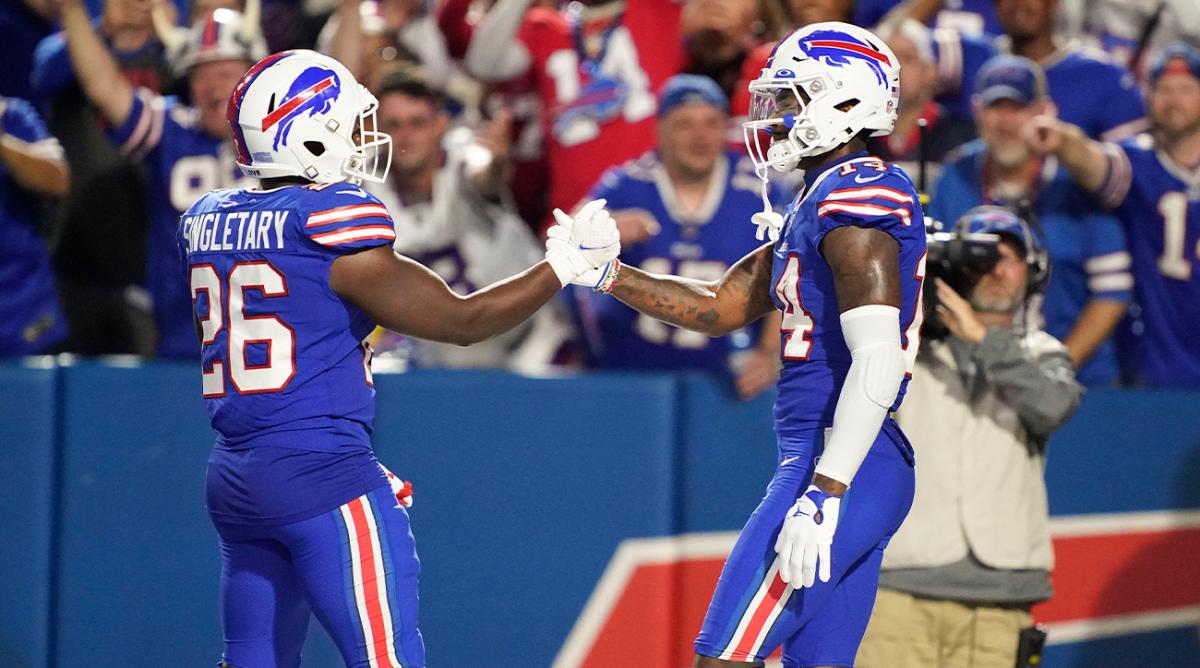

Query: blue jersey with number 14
<box><xmin>770</xmin><ymin>154</ymin><xmax>927</xmax><ymax>438</ymax></box>
<box><xmin>178</xmin><ymin>183</ymin><xmax>396</xmax><ymax>451</ymax></box>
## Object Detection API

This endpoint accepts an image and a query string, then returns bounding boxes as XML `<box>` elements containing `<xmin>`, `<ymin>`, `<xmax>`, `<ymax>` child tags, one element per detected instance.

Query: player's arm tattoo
<box><xmin>820</xmin><ymin>225</ymin><xmax>901</xmax><ymax>311</ymax></box>
<box><xmin>610</xmin><ymin>242</ymin><xmax>778</xmax><ymax>337</ymax></box>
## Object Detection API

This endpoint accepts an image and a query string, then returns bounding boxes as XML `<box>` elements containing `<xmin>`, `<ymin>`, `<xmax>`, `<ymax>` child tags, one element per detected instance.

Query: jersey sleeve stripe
<box><xmin>119</xmin><ymin>91</ymin><xmax>154</xmax><ymax>155</ymax></box>
<box><xmin>306</xmin><ymin>204</ymin><xmax>391</xmax><ymax>227</ymax></box>
<box><xmin>818</xmin><ymin>201</ymin><xmax>912</xmax><ymax>226</ymax></box>
<box><xmin>1089</xmin><ymin>273</ymin><xmax>1134</xmax><ymax>292</ymax></box>
<box><xmin>1098</xmin><ymin>142</ymin><xmax>1133</xmax><ymax>209</ymax></box>
<box><xmin>130</xmin><ymin>95</ymin><xmax>166</xmax><ymax>161</ymax></box>
<box><xmin>826</xmin><ymin>186</ymin><xmax>914</xmax><ymax>204</ymax></box>
<box><xmin>1085</xmin><ymin>251</ymin><xmax>1132</xmax><ymax>274</ymax></box>
<box><xmin>310</xmin><ymin>225</ymin><xmax>397</xmax><ymax>246</ymax></box>
<box><xmin>1099</xmin><ymin>117</ymin><xmax>1150</xmax><ymax>143</ymax></box>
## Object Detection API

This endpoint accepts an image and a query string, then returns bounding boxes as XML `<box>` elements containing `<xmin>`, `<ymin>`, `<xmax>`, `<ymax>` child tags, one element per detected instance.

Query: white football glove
<box><xmin>544</xmin><ymin>198</ymin><xmax>620</xmax><ymax>288</ymax></box>
<box><xmin>774</xmin><ymin>484</ymin><xmax>841</xmax><ymax>588</ymax></box>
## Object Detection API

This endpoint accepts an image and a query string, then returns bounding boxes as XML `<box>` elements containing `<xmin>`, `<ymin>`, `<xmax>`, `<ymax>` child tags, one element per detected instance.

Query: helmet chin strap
<box><xmin>750</xmin><ymin>139</ymin><xmax>804</xmax><ymax>242</ymax></box>
<box><xmin>751</xmin><ymin>177</ymin><xmax>784</xmax><ymax>242</ymax></box>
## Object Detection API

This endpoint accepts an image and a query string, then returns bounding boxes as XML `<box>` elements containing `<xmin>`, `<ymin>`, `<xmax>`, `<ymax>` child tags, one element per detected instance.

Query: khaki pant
<box><xmin>856</xmin><ymin>588</ymin><xmax>1033</xmax><ymax>668</ymax></box>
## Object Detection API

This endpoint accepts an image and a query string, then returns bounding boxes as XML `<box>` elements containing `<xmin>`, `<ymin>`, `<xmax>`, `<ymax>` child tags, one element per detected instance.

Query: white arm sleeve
<box><xmin>814</xmin><ymin>304</ymin><xmax>907</xmax><ymax>486</ymax></box>
<box><xmin>463</xmin><ymin>0</ymin><xmax>534</xmax><ymax>82</ymax></box>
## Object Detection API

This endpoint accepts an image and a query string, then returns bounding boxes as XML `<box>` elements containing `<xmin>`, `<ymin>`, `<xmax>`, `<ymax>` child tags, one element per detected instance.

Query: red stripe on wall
<box><xmin>1035</xmin><ymin>527</ymin><xmax>1200</xmax><ymax>623</ymax></box>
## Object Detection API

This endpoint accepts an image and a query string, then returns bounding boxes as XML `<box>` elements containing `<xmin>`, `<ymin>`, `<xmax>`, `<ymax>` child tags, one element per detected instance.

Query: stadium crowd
<box><xmin>1</xmin><ymin>0</ymin><xmax>1198</xmax><ymax>389</ymax></box>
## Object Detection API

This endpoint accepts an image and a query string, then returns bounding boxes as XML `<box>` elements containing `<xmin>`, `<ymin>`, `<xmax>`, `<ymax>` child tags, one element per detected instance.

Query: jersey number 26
<box><xmin>190</xmin><ymin>262</ymin><xmax>295</xmax><ymax>397</ymax></box>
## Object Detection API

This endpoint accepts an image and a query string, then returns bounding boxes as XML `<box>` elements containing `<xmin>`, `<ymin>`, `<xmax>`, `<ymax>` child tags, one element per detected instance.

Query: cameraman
<box><xmin>856</xmin><ymin>207</ymin><xmax>1083</xmax><ymax>668</ymax></box>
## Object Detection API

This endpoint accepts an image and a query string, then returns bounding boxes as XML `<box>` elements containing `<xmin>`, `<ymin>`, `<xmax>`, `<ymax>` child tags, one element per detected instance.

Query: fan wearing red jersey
<box><xmin>461</xmin><ymin>0</ymin><xmax>684</xmax><ymax>229</ymax></box>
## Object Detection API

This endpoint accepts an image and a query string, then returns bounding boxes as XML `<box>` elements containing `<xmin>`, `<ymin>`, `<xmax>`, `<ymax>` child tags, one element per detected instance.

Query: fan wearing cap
<box><xmin>856</xmin><ymin>206</ymin><xmax>1083</xmax><ymax>668</ymax></box>
<box><xmin>994</xmin><ymin>0</ymin><xmax>1147</xmax><ymax>142</ymax></box>
<box><xmin>59</xmin><ymin>0</ymin><xmax>266</xmax><ymax>358</ymax></box>
<box><xmin>574</xmin><ymin>74</ymin><xmax>786</xmax><ymax>399</ymax></box>
<box><xmin>1025</xmin><ymin>41</ymin><xmax>1200</xmax><ymax>387</ymax></box>
<box><xmin>929</xmin><ymin>54</ymin><xmax>1132</xmax><ymax>386</ymax></box>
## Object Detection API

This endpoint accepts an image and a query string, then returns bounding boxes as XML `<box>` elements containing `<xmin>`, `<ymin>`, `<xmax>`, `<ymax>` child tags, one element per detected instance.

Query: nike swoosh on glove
<box><xmin>544</xmin><ymin>198</ymin><xmax>620</xmax><ymax>287</ymax></box>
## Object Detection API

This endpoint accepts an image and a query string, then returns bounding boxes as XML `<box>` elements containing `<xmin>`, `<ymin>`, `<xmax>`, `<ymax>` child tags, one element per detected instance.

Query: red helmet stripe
<box><xmin>259</xmin><ymin>75</ymin><xmax>336</xmax><ymax>131</ymax></box>
<box><xmin>807</xmin><ymin>39</ymin><xmax>892</xmax><ymax>66</ymax></box>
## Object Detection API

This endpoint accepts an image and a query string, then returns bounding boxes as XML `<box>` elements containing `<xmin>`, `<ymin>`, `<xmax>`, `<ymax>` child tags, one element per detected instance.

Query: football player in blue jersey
<box><xmin>60</xmin><ymin>1</ymin><xmax>266</xmax><ymax>359</ymax></box>
<box><xmin>576</xmin><ymin>74</ymin><xmax>786</xmax><ymax>398</ymax></box>
<box><xmin>567</xmin><ymin>22</ymin><xmax>926</xmax><ymax>667</ymax></box>
<box><xmin>179</xmin><ymin>50</ymin><xmax>619</xmax><ymax>668</ymax></box>
<box><xmin>1025</xmin><ymin>42</ymin><xmax>1200</xmax><ymax>387</ymax></box>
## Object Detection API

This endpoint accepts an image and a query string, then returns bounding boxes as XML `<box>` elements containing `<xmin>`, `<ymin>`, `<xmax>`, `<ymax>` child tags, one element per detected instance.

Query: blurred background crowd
<box><xmin>2</xmin><ymin>0</ymin><xmax>1198</xmax><ymax>394</ymax></box>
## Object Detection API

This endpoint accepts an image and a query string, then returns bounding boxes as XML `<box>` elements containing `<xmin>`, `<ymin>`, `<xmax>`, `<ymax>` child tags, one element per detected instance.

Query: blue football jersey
<box><xmin>112</xmin><ymin>88</ymin><xmax>256</xmax><ymax>359</ymax></box>
<box><xmin>178</xmin><ymin>182</ymin><xmax>395</xmax><ymax>449</ymax></box>
<box><xmin>0</xmin><ymin>96</ymin><xmax>67</xmax><ymax>354</ymax></box>
<box><xmin>1099</xmin><ymin>134</ymin><xmax>1200</xmax><ymax>386</ymax></box>
<box><xmin>179</xmin><ymin>183</ymin><xmax>398</xmax><ymax>525</ymax></box>
<box><xmin>771</xmin><ymin>154</ymin><xmax>927</xmax><ymax>435</ymax></box>
<box><xmin>1043</xmin><ymin>47</ymin><xmax>1146</xmax><ymax>141</ymax></box>
<box><xmin>577</xmin><ymin>150</ymin><xmax>788</xmax><ymax>372</ymax></box>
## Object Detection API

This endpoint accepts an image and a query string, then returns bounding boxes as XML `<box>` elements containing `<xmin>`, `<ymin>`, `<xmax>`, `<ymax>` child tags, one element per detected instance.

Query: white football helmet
<box><xmin>743</xmin><ymin>22</ymin><xmax>900</xmax><ymax>176</ymax></box>
<box><xmin>226</xmin><ymin>49</ymin><xmax>392</xmax><ymax>184</ymax></box>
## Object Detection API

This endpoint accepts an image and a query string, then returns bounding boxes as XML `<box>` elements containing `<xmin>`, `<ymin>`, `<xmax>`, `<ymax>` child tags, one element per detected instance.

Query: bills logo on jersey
<box><xmin>797</xmin><ymin>30</ymin><xmax>891</xmax><ymax>85</ymax></box>
<box><xmin>260</xmin><ymin>66</ymin><xmax>342</xmax><ymax>150</ymax></box>
<box><xmin>554</xmin><ymin>78</ymin><xmax>626</xmax><ymax>138</ymax></box>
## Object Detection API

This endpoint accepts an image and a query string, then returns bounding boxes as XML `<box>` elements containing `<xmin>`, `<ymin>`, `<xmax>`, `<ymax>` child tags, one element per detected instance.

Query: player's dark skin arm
<box><xmin>610</xmin><ymin>241</ymin><xmax>778</xmax><ymax>338</ymax></box>
<box><xmin>329</xmin><ymin>244</ymin><xmax>562</xmax><ymax>346</ymax></box>
<box><xmin>813</xmin><ymin>225</ymin><xmax>902</xmax><ymax>499</ymax></box>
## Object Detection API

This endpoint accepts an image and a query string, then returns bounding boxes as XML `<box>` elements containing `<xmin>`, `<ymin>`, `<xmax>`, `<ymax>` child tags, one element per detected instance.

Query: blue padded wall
<box><xmin>0</xmin><ymin>361</ymin><xmax>58</xmax><ymax>668</ymax></box>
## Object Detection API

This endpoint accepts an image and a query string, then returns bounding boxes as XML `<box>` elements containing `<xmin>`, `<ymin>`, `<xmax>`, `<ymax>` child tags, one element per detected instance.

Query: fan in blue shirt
<box><xmin>0</xmin><ymin>97</ymin><xmax>70</xmax><ymax>355</ymax></box>
<box><xmin>576</xmin><ymin>75</ymin><xmax>788</xmax><ymax>398</ymax></box>
<box><xmin>995</xmin><ymin>0</ymin><xmax>1147</xmax><ymax>141</ymax></box>
<box><xmin>59</xmin><ymin>5</ymin><xmax>264</xmax><ymax>358</ymax></box>
<box><xmin>1024</xmin><ymin>42</ymin><xmax>1200</xmax><ymax>387</ymax></box>
<box><xmin>930</xmin><ymin>55</ymin><xmax>1132</xmax><ymax>385</ymax></box>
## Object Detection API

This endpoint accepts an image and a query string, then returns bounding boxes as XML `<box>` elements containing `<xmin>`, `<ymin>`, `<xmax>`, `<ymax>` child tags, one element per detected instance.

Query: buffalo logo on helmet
<box><xmin>796</xmin><ymin>29</ymin><xmax>892</xmax><ymax>86</ymax></box>
<box><xmin>260</xmin><ymin>66</ymin><xmax>343</xmax><ymax>151</ymax></box>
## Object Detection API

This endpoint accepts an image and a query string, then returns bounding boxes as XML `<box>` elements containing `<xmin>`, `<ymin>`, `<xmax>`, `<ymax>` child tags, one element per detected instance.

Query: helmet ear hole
<box><xmin>304</xmin><ymin>141</ymin><xmax>326</xmax><ymax>157</ymax></box>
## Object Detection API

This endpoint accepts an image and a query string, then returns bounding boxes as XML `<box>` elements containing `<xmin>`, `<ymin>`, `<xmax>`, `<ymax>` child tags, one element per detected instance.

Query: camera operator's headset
<box><xmin>953</xmin><ymin>205</ymin><xmax>1050</xmax><ymax>296</ymax></box>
